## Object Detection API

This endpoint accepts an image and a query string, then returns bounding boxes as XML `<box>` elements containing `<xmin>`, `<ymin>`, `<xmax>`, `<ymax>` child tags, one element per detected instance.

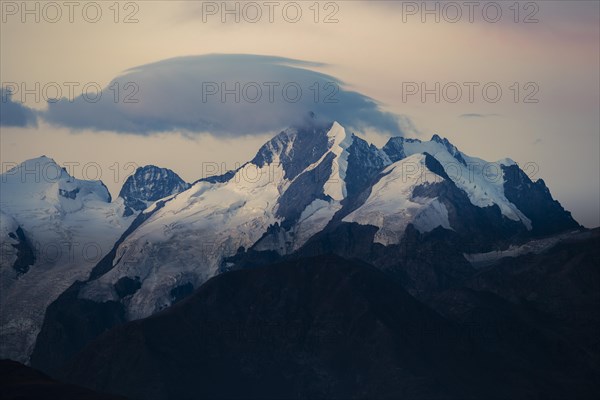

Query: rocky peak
<box><xmin>119</xmin><ymin>165</ymin><xmax>189</xmax><ymax>216</ymax></box>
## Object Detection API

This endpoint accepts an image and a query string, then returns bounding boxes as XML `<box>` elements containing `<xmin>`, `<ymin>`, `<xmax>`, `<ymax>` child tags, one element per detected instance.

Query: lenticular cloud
<box><xmin>43</xmin><ymin>54</ymin><xmax>412</xmax><ymax>137</ymax></box>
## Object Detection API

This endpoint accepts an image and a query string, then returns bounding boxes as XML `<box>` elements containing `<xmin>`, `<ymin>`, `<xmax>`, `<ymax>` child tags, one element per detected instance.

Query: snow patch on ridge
<box><xmin>343</xmin><ymin>154</ymin><xmax>452</xmax><ymax>245</ymax></box>
<box><xmin>464</xmin><ymin>230</ymin><xmax>587</xmax><ymax>268</ymax></box>
<box><xmin>323</xmin><ymin>122</ymin><xmax>352</xmax><ymax>201</ymax></box>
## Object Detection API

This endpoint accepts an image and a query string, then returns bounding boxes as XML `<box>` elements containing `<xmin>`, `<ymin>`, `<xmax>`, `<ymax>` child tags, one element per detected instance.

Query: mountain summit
<box><xmin>119</xmin><ymin>165</ymin><xmax>189</xmax><ymax>216</ymax></box>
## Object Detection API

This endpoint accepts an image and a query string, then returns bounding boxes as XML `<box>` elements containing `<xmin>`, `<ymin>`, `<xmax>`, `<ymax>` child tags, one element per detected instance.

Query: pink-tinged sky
<box><xmin>1</xmin><ymin>1</ymin><xmax>599</xmax><ymax>227</ymax></box>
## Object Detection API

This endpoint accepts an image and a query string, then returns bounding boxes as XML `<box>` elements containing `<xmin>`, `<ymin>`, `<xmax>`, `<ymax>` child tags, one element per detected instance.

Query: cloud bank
<box><xmin>0</xmin><ymin>88</ymin><xmax>38</xmax><ymax>127</ymax></box>
<box><xmin>43</xmin><ymin>54</ymin><xmax>413</xmax><ymax>137</ymax></box>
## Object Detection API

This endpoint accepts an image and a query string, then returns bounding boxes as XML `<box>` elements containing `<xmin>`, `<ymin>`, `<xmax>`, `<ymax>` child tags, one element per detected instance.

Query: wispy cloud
<box><xmin>459</xmin><ymin>113</ymin><xmax>502</xmax><ymax>119</ymax></box>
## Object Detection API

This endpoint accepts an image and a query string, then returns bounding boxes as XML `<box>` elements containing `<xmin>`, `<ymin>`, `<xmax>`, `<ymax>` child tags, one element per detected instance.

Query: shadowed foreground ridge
<box><xmin>0</xmin><ymin>359</ymin><xmax>126</xmax><ymax>400</ymax></box>
<box><xmin>64</xmin><ymin>255</ymin><xmax>486</xmax><ymax>400</ymax></box>
<box><xmin>60</xmin><ymin>252</ymin><xmax>600</xmax><ymax>400</ymax></box>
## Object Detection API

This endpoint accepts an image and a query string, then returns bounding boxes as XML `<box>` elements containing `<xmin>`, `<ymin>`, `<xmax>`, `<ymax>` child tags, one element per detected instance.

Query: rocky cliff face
<box><xmin>119</xmin><ymin>165</ymin><xmax>189</xmax><ymax>216</ymax></box>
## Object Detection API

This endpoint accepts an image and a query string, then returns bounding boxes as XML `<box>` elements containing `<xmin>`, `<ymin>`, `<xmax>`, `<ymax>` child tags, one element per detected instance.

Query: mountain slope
<box><xmin>430</xmin><ymin>229</ymin><xmax>600</xmax><ymax>399</ymax></box>
<box><xmin>382</xmin><ymin>136</ymin><xmax>531</xmax><ymax>228</ymax></box>
<box><xmin>76</xmin><ymin>120</ymin><xmax>374</xmax><ymax>321</ymax></box>
<box><xmin>0</xmin><ymin>156</ymin><xmax>133</xmax><ymax>363</ymax></box>
<box><xmin>60</xmin><ymin>256</ymin><xmax>512</xmax><ymax>400</ymax></box>
<box><xmin>0</xmin><ymin>359</ymin><xmax>127</xmax><ymax>400</ymax></box>
<box><xmin>502</xmin><ymin>164</ymin><xmax>580</xmax><ymax>235</ymax></box>
<box><xmin>0</xmin><ymin>210</ymin><xmax>35</xmax><ymax>276</ymax></box>
<box><xmin>0</xmin><ymin>158</ymin><xmax>190</xmax><ymax>364</ymax></box>
<box><xmin>60</xmin><ymin>253</ymin><xmax>600</xmax><ymax>400</ymax></box>
<box><xmin>343</xmin><ymin>153</ymin><xmax>452</xmax><ymax>245</ymax></box>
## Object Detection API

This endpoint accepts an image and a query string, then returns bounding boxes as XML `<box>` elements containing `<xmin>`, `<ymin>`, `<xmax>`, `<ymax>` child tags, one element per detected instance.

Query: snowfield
<box><xmin>464</xmin><ymin>230</ymin><xmax>589</xmax><ymax>268</ymax></box>
<box><xmin>0</xmin><ymin>157</ymin><xmax>134</xmax><ymax>363</ymax></box>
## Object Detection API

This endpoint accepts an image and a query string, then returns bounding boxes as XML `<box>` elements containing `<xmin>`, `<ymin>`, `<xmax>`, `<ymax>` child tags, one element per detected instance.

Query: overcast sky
<box><xmin>1</xmin><ymin>1</ymin><xmax>598</xmax><ymax>227</ymax></box>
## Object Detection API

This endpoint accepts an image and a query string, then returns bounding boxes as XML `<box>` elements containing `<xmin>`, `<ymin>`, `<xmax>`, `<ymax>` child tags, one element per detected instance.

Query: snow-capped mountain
<box><xmin>0</xmin><ymin>159</ymin><xmax>190</xmax><ymax>363</ymax></box>
<box><xmin>1</xmin><ymin>119</ymin><xmax>581</xmax><ymax>365</ymax></box>
<box><xmin>73</xmin><ymin>118</ymin><xmax>578</xmax><ymax>324</ymax></box>
<box><xmin>78</xmin><ymin>120</ymin><xmax>359</xmax><ymax>320</ymax></box>
<box><xmin>119</xmin><ymin>165</ymin><xmax>190</xmax><ymax>216</ymax></box>
<box><xmin>0</xmin><ymin>157</ymin><xmax>133</xmax><ymax>362</ymax></box>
